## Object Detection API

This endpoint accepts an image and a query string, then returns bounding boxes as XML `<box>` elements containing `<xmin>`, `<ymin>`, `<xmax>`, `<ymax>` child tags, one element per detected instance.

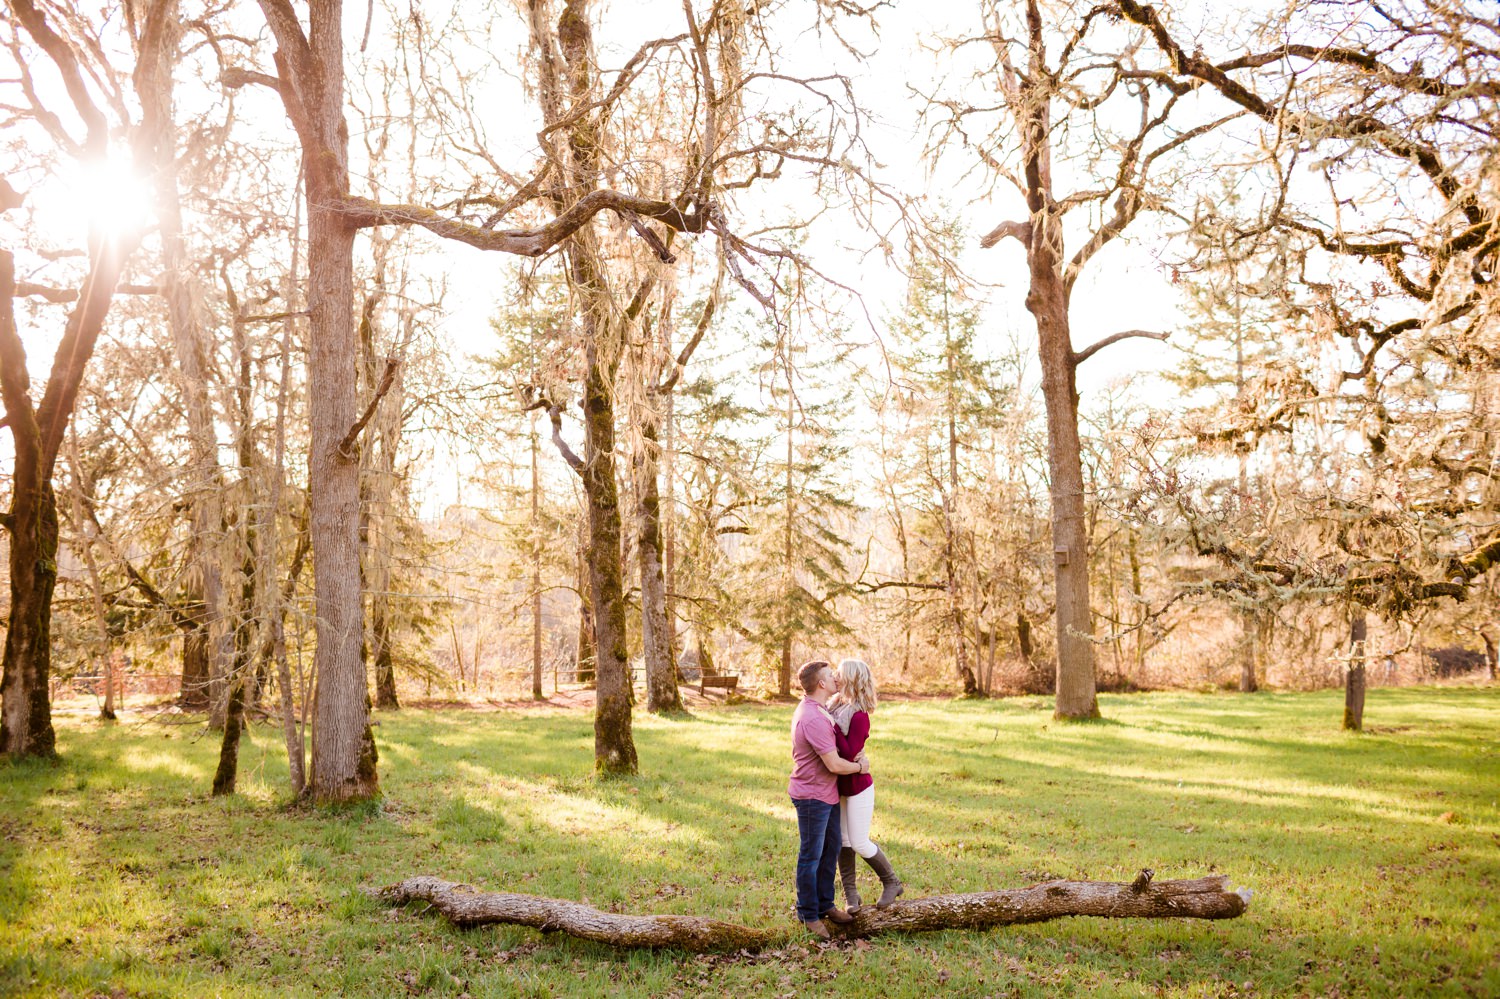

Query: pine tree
<box><xmin>884</xmin><ymin>224</ymin><xmax>1009</xmax><ymax>694</ymax></box>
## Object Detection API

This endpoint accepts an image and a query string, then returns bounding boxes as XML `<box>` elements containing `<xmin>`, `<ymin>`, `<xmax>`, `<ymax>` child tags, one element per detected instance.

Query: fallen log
<box><xmin>373</xmin><ymin>869</ymin><xmax>1249</xmax><ymax>952</ymax></box>
<box><xmin>374</xmin><ymin>876</ymin><xmax>780</xmax><ymax>950</ymax></box>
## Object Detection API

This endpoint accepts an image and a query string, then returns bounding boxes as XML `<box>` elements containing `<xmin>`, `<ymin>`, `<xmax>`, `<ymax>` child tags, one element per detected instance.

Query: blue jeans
<box><xmin>791</xmin><ymin>796</ymin><xmax>841</xmax><ymax>921</ymax></box>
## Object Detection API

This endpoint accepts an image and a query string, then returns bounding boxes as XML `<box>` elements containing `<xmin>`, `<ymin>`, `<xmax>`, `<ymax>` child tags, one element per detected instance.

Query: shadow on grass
<box><xmin>2</xmin><ymin>688</ymin><xmax>1496</xmax><ymax>996</ymax></box>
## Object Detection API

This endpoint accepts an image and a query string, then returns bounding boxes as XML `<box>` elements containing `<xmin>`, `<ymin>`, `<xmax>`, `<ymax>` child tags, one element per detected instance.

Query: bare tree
<box><xmin>1116</xmin><ymin>0</ymin><xmax>1499</xmax><ymax>723</ymax></box>
<box><xmin>928</xmin><ymin>0</ymin><xmax>1229</xmax><ymax>718</ymax></box>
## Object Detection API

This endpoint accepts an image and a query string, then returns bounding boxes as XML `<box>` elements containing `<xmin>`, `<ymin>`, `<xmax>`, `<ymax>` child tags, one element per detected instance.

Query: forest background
<box><xmin>1</xmin><ymin>0</ymin><xmax>1497</xmax><ymax>794</ymax></box>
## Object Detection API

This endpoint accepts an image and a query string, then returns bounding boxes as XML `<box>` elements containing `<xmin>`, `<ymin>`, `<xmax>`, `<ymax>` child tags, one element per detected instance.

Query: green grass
<box><xmin>2</xmin><ymin>688</ymin><xmax>1497</xmax><ymax>997</ymax></box>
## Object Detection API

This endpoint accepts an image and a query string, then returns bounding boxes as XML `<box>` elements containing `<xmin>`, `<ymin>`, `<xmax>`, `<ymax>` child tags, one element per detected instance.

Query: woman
<box><xmin>829</xmin><ymin>658</ymin><xmax>904</xmax><ymax>911</ymax></box>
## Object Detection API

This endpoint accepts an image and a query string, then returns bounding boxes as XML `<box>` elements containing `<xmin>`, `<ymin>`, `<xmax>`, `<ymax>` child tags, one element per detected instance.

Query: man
<box><xmin>789</xmin><ymin>659</ymin><xmax>870</xmax><ymax>940</ymax></box>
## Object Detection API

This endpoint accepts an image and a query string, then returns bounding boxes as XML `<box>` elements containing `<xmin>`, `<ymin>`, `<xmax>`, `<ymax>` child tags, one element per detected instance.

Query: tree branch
<box><xmin>852</xmin><ymin>580</ymin><xmax>946</xmax><ymax>594</ymax></box>
<box><xmin>979</xmin><ymin>220</ymin><xmax>1031</xmax><ymax>249</ymax></box>
<box><xmin>1217</xmin><ymin>45</ymin><xmax>1500</xmax><ymax>100</ymax></box>
<box><xmin>337</xmin><ymin>357</ymin><xmax>399</xmax><ymax>460</ymax></box>
<box><xmin>343</xmin><ymin>191</ymin><xmax>711</xmax><ymax>257</ymax></box>
<box><xmin>14</xmin><ymin>281</ymin><xmax>158</xmax><ymax>303</ymax></box>
<box><xmin>1073</xmin><ymin>329</ymin><xmax>1170</xmax><ymax>366</ymax></box>
<box><xmin>0</xmin><ymin>176</ymin><xmax>23</xmax><ymax>212</ymax></box>
<box><xmin>7</xmin><ymin>0</ymin><xmax>108</xmax><ymax>154</ymax></box>
<box><xmin>78</xmin><ymin>500</ymin><xmax>197</xmax><ymax>631</ymax></box>
<box><xmin>1115</xmin><ymin>0</ymin><xmax>1478</xmax><ymax>224</ymax></box>
<box><xmin>657</xmin><ymin>274</ymin><xmax>721</xmax><ymax>395</ymax></box>
<box><xmin>219</xmin><ymin>67</ymin><xmax>285</xmax><ymax>92</ymax></box>
<box><xmin>526</xmin><ymin>400</ymin><xmax>586</xmax><ymax>475</ymax></box>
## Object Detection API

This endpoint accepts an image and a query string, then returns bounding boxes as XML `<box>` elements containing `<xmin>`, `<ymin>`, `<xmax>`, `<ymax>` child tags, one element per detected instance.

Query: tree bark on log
<box><xmin>374</xmin><ymin>870</ymin><xmax>1249</xmax><ymax>952</ymax></box>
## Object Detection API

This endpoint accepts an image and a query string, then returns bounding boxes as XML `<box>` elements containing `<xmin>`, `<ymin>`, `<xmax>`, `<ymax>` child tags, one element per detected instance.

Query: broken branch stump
<box><xmin>372</xmin><ymin>870</ymin><xmax>1249</xmax><ymax>952</ymax></box>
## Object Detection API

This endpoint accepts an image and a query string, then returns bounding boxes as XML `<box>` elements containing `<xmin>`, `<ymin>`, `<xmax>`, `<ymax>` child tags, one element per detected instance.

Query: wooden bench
<box><xmin>698</xmin><ymin>673</ymin><xmax>739</xmax><ymax>696</ymax></box>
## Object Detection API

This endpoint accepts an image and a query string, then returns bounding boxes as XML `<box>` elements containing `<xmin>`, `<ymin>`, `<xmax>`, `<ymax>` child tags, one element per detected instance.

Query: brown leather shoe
<box><xmin>821</xmin><ymin>906</ymin><xmax>854</xmax><ymax>924</ymax></box>
<box><xmin>802</xmin><ymin>918</ymin><xmax>831</xmax><ymax>940</ymax></box>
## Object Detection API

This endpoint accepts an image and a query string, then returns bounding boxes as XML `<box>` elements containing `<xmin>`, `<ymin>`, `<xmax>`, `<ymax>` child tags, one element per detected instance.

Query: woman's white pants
<box><xmin>840</xmin><ymin>786</ymin><xmax>877</xmax><ymax>858</ymax></box>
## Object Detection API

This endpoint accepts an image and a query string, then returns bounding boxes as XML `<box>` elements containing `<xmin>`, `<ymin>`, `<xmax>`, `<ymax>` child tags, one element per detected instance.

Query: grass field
<box><xmin>1</xmin><ymin>687</ymin><xmax>1496</xmax><ymax>997</ymax></box>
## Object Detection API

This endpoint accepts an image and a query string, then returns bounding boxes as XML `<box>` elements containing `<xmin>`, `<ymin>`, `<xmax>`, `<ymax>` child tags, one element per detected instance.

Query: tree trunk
<box><xmin>1034</xmin><ymin>305</ymin><xmax>1097</xmax><ymax>719</ymax></box>
<box><xmin>211</xmin><ymin>518</ymin><xmax>255</xmax><ymax>796</ymax></box>
<box><xmin>531</xmin><ymin>419</ymin><xmax>545</xmax><ymax>700</ymax></box>
<box><xmin>298</xmin><ymin>0</ymin><xmax>378</xmax><ymax>803</ymax></box>
<box><xmin>1481</xmin><ymin>628</ymin><xmax>1497</xmax><ymax>682</ymax></box>
<box><xmin>360</xmin><ymin>291</ymin><xmax>402</xmax><ymax>712</ymax></box>
<box><xmin>944</xmin><ymin>519</ymin><xmax>978</xmax><ymax>696</ymax></box>
<box><xmin>1036</xmin><ymin>361</ymin><xmax>1097</xmax><ymax>716</ymax></box>
<box><xmin>372</xmin><ymin>605</ymin><xmax>397</xmax><ymax>709</ymax></box>
<box><xmin>0</xmin><ymin>201</ymin><xmax>137</xmax><ymax>756</ymax></box>
<box><xmin>1128</xmin><ymin>529</ymin><xmax>1145</xmax><ymax>681</ymax></box>
<box><xmin>519</xmin><ymin>0</ymin><xmax>634</xmax><ymax>769</ymax></box>
<box><xmin>996</xmin><ymin>0</ymin><xmax>1100</xmax><ymax>721</ymax></box>
<box><xmin>0</xmin><ymin>476</ymin><xmax>60</xmax><ymax>759</ymax></box>
<box><xmin>662</xmin><ymin>391</ymin><xmax>680</xmax><ymax>674</ymax></box>
<box><xmin>1343</xmin><ymin>615</ymin><xmax>1367</xmax><ymax>732</ymax></box>
<box><xmin>84</xmin><ymin>536</ymin><xmax>115</xmax><ymax>722</ymax></box>
<box><xmin>780</xmin><ymin>380</ymin><xmax>794</xmax><ymax>699</ymax></box>
<box><xmin>983</xmin><ymin>623</ymin><xmax>997</xmax><ymax>696</ymax></box>
<box><xmin>269</xmin><ymin>198</ymin><xmax>306</xmax><ymax>796</ymax></box>
<box><xmin>945</xmin><ymin>303</ymin><xmax>979</xmax><ymax>697</ymax></box>
<box><xmin>262</xmin><ymin>516</ymin><xmax>312</xmax><ymax>797</ymax></box>
<box><xmin>212</xmin><ymin>304</ymin><xmax>264</xmax><ymax>796</ymax></box>
<box><xmin>1238</xmin><ymin>609</ymin><xmax>1259</xmax><ymax>693</ymax></box>
<box><xmin>179</xmin><ymin>626</ymin><xmax>211</xmax><ymax>710</ymax></box>
<box><xmin>168</xmin><ymin>254</ymin><xmax>229</xmax><ymax>723</ymax></box>
<box><xmin>583</xmin><ymin>324</ymin><xmax>637</xmax><ymax>774</ymax></box>
<box><xmin>141</xmin><ymin>3</ymin><xmax>232</xmax><ymax>730</ymax></box>
<box><xmin>637</xmin><ymin>410</ymin><xmax>682</xmax><ymax>713</ymax></box>
<box><xmin>66</xmin><ymin>427</ymin><xmax>116</xmax><ymax>721</ymax></box>
<box><xmin>575</xmin><ymin>529</ymin><xmax>596</xmax><ymax>685</ymax></box>
<box><xmin>210</xmin><ymin>635</ymin><xmax>247</xmax><ymax>796</ymax></box>
<box><xmin>376</xmin><ymin>869</ymin><xmax>1248</xmax><ymax>952</ymax></box>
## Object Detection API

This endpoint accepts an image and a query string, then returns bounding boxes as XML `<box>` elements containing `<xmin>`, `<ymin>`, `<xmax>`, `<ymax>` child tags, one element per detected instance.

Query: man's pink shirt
<box><xmin>788</xmin><ymin>697</ymin><xmax>840</xmax><ymax>804</ymax></box>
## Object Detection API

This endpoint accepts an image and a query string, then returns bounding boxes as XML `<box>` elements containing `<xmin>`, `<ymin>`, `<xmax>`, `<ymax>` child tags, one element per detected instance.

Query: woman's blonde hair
<box><xmin>832</xmin><ymin>658</ymin><xmax>878</xmax><ymax>717</ymax></box>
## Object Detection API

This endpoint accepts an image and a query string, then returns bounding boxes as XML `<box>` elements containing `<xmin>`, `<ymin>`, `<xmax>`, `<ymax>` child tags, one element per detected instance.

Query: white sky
<box><xmin>421</xmin><ymin>0</ymin><xmax>1192</xmax><ymax>391</ymax></box>
<box><xmin>4</xmin><ymin>0</ymin><xmax>1283</xmax><ymax>518</ymax></box>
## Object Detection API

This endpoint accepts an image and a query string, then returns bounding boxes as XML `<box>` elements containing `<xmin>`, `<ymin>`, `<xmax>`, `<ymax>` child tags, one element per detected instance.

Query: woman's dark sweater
<box><xmin>834</xmin><ymin>710</ymin><xmax>873</xmax><ymax>797</ymax></box>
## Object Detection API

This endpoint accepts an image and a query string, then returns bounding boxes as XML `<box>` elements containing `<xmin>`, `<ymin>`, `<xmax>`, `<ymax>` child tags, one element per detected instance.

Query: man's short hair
<box><xmin>798</xmin><ymin>660</ymin><xmax>831</xmax><ymax>694</ymax></box>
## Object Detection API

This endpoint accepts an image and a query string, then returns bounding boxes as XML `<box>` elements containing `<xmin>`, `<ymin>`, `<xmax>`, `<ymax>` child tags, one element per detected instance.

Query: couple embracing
<box><xmin>787</xmin><ymin>658</ymin><xmax>905</xmax><ymax>939</ymax></box>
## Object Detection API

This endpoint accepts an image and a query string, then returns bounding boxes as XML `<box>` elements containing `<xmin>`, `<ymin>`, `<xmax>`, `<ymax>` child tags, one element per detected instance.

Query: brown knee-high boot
<box><xmin>838</xmin><ymin>847</ymin><xmax>862</xmax><ymax>912</ymax></box>
<box><xmin>864</xmin><ymin>847</ymin><xmax>904</xmax><ymax>908</ymax></box>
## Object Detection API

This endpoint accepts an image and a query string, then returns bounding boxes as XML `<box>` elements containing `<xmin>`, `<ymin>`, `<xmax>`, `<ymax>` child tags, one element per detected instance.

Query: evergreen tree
<box><xmin>883</xmin><ymin>224</ymin><xmax>1010</xmax><ymax>694</ymax></box>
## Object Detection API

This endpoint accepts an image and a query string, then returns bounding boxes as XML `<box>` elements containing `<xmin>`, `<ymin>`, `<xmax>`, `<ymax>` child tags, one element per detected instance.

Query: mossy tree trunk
<box><xmin>637</xmin><ymin>408</ymin><xmax>682</xmax><ymax>714</ymax></box>
<box><xmin>527</xmin><ymin>0</ymin><xmax>636</xmax><ymax>772</ymax></box>
<box><xmin>581</xmin><ymin>319</ymin><xmax>638</xmax><ymax>774</ymax></box>
<box><xmin>0</xmin><ymin>0</ymin><xmax>177</xmax><ymax>756</ymax></box>
<box><xmin>1343</xmin><ymin>615</ymin><xmax>1367</xmax><ymax>732</ymax></box>
<box><xmin>575</xmin><ymin>539</ymin><xmax>597</xmax><ymax>685</ymax></box>
<box><xmin>212</xmin><ymin>297</ymin><xmax>265</xmax><ymax>796</ymax></box>
<box><xmin>1239</xmin><ymin>609</ymin><xmax>1260</xmax><ymax>693</ymax></box>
